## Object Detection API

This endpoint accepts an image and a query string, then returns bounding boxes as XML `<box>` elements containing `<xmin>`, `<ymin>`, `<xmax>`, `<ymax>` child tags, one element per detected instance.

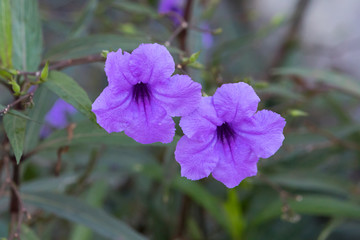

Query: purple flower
<box><xmin>175</xmin><ymin>83</ymin><xmax>286</xmax><ymax>188</ymax></box>
<box><xmin>40</xmin><ymin>99</ymin><xmax>76</xmax><ymax>137</ymax></box>
<box><xmin>92</xmin><ymin>43</ymin><xmax>202</xmax><ymax>144</ymax></box>
<box><xmin>158</xmin><ymin>0</ymin><xmax>184</xmax><ymax>16</ymax></box>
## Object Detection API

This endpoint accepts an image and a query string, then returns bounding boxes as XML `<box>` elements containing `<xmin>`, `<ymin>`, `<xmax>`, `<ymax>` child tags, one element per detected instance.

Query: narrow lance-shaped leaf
<box><xmin>3</xmin><ymin>113</ymin><xmax>27</xmax><ymax>163</ymax></box>
<box><xmin>0</xmin><ymin>0</ymin><xmax>12</xmax><ymax>68</ymax></box>
<box><xmin>22</xmin><ymin>192</ymin><xmax>147</xmax><ymax>240</ymax></box>
<box><xmin>11</xmin><ymin>0</ymin><xmax>42</xmax><ymax>71</ymax></box>
<box><xmin>44</xmin><ymin>71</ymin><xmax>96</xmax><ymax>122</ymax></box>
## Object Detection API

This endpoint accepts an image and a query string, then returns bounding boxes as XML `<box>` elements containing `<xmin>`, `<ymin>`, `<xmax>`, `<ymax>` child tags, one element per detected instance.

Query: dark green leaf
<box><xmin>266</xmin><ymin>172</ymin><xmax>350</xmax><ymax>196</ymax></box>
<box><xmin>24</xmin><ymin>85</ymin><xmax>54</xmax><ymax>153</ymax></box>
<box><xmin>45</xmin><ymin>71</ymin><xmax>96</xmax><ymax>122</ymax></box>
<box><xmin>22</xmin><ymin>192</ymin><xmax>147</xmax><ymax>240</ymax></box>
<box><xmin>3</xmin><ymin>113</ymin><xmax>27</xmax><ymax>163</ymax></box>
<box><xmin>274</xmin><ymin>68</ymin><xmax>360</xmax><ymax>98</ymax></box>
<box><xmin>112</xmin><ymin>1</ymin><xmax>158</xmax><ymax>18</ymax></box>
<box><xmin>70</xmin><ymin>0</ymin><xmax>98</xmax><ymax>38</ymax></box>
<box><xmin>33</xmin><ymin>122</ymin><xmax>146</xmax><ymax>152</ymax></box>
<box><xmin>11</xmin><ymin>0</ymin><xmax>42</xmax><ymax>71</ymax></box>
<box><xmin>0</xmin><ymin>0</ymin><xmax>12</xmax><ymax>68</ymax></box>
<box><xmin>45</xmin><ymin>34</ymin><xmax>147</xmax><ymax>60</ymax></box>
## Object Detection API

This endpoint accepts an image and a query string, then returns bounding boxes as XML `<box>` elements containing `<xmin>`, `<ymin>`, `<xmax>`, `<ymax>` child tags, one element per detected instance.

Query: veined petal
<box><xmin>129</xmin><ymin>43</ymin><xmax>175</xmax><ymax>85</ymax></box>
<box><xmin>179</xmin><ymin>97</ymin><xmax>221</xmax><ymax>141</ymax></box>
<box><xmin>105</xmin><ymin>49</ymin><xmax>137</xmax><ymax>90</ymax></box>
<box><xmin>175</xmin><ymin>134</ymin><xmax>218</xmax><ymax>180</ymax></box>
<box><xmin>212</xmin><ymin>141</ymin><xmax>258</xmax><ymax>188</ymax></box>
<box><xmin>92</xmin><ymin>87</ymin><xmax>133</xmax><ymax>133</ymax></box>
<box><xmin>124</xmin><ymin>101</ymin><xmax>175</xmax><ymax>144</ymax></box>
<box><xmin>235</xmin><ymin>110</ymin><xmax>285</xmax><ymax>158</ymax></box>
<box><xmin>213</xmin><ymin>82</ymin><xmax>260</xmax><ymax>123</ymax></box>
<box><xmin>153</xmin><ymin>74</ymin><xmax>201</xmax><ymax>117</ymax></box>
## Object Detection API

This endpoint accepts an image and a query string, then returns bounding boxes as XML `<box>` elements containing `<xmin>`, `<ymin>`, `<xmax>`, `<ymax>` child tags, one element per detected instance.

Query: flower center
<box><xmin>132</xmin><ymin>82</ymin><xmax>151</xmax><ymax>103</ymax></box>
<box><xmin>216</xmin><ymin>122</ymin><xmax>235</xmax><ymax>143</ymax></box>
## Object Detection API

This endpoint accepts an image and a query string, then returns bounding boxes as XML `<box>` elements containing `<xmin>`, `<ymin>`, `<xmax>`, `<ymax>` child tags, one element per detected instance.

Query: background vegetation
<box><xmin>1</xmin><ymin>0</ymin><xmax>360</xmax><ymax>239</ymax></box>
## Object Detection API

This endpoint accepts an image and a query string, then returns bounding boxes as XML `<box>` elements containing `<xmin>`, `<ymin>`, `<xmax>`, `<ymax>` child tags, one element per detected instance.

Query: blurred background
<box><xmin>1</xmin><ymin>0</ymin><xmax>360</xmax><ymax>239</ymax></box>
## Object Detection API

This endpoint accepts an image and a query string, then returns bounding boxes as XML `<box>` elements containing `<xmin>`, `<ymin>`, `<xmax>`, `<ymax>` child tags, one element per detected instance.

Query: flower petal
<box><xmin>212</xmin><ymin>82</ymin><xmax>260</xmax><ymax>122</ymax></box>
<box><xmin>92</xmin><ymin>87</ymin><xmax>132</xmax><ymax>133</ymax></box>
<box><xmin>105</xmin><ymin>49</ymin><xmax>137</xmax><ymax>90</ymax></box>
<box><xmin>235</xmin><ymin>110</ymin><xmax>286</xmax><ymax>158</ymax></box>
<box><xmin>153</xmin><ymin>74</ymin><xmax>202</xmax><ymax>116</ymax></box>
<box><xmin>129</xmin><ymin>43</ymin><xmax>175</xmax><ymax>85</ymax></box>
<box><xmin>179</xmin><ymin>97</ymin><xmax>222</xmax><ymax>141</ymax></box>
<box><xmin>175</xmin><ymin>134</ymin><xmax>219</xmax><ymax>180</ymax></box>
<box><xmin>124</xmin><ymin>101</ymin><xmax>175</xmax><ymax>144</ymax></box>
<box><xmin>212</xmin><ymin>141</ymin><xmax>258</xmax><ymax>188</ymax></box>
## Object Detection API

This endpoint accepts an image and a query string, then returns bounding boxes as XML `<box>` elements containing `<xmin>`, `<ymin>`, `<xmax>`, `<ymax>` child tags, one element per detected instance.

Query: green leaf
<box><xmin>273</xmin><ymin>68</ymin><xmax>360</xmax><ymax>98</ymax></box>
<box><xmin>112</xmin><ymin>1</ymin><xmax>158</xmax><ymax>18</ymax></box>
<box><xmin>11</xmin><ymin>0</ymin><xmax>42</xmax><ymax>71</ymax></box>
<box><xmin>70</xmin><ymin>181</ymin><xmax>108</xmax><ymax>240</ymax></box>
<box><xmin>69</xmin><ymin>0</ymin><xmax>98</xmax><ymax>38</ymax></box>
<box><xmin>188</xmin><ymin>51</ymin><xmax>201</xmax><ymax>64</ymax></box>
<box><xmin>22</xmin><ymin>192</ymin><xmax>146</xmax><ymax>240</ymax></box>
<box><xmin>44</xmin><ymin>71</ymin><xmax>96</xmax><ymax>122</ymax></box>
<box><xmin>21</xmin><ymin>225</ymin><xmax>40</xmax><ymax>240</ymax></box>
<box><xmin>288</xmin><ymin>109</ymin><xmax>308</xmax><ymax>117</ymax></box>
<box><xmin>266</xmin><ymin>172</ymin><xmax>350</xmax><ymax>196</ymax></box>
<box><xmin>0</xmin><ymin>0</ymin><xmax>12</xmax><ymax>68</ymax></box>
<box><xmin>44</xmin><ymin>34</ymin><xmax>147</xmax><ymax>61</ymax></box>
<box><xmin>40</xmin><ymin>61</ymin><xmax>49</xmax><ymax>82</ymax></box>
<box><xmin>33</xmin><ymin>122</ymin><xmax>146</xmax><ymax>152</ymax></box>
<box><xmin>253</xmin><ymin>195</ymin><xmax>360</xmax><ymax>225</ymax></box>
<box><xmin>3</xmin><ymin>113</ymin><xmax>27</xmax><ymax>163</ymax></box>
<box><xmin>24</xmin><ymin>85</ymin><xmax>54</xmax><ymax>153</ymax></box>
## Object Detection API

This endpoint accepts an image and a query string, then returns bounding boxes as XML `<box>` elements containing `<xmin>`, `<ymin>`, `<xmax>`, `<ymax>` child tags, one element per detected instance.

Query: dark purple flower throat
<box><xmin>133</xmin><ymin>82</ymin><xmax>151</xmax><ymax>103</ymax></box>
<box><xmin>216</xmin><ymin>122</ymin><xmax>236</xmax><ymax>143</ymax></box>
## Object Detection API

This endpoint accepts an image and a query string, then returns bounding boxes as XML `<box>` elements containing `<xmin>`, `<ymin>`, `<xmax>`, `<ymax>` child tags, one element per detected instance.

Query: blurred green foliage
<box><xmin>0</xmin><ymin>0</ymin><xmax>360</xmax><ymax>240</ymax></box>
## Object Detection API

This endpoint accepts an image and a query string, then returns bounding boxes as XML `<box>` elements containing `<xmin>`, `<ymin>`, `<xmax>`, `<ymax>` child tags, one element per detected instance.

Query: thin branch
<box><xmin>17</xmin><ymin>54</ymin><xmax>105</xmax><ymax>77</ymax></box>
<box><xmin>0</xmin><ymin>85</ymin><xmax>38</xmax><ymax>116</ymax></box>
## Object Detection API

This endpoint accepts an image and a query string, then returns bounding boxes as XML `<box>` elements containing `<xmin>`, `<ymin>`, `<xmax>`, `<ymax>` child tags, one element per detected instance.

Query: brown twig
<box><xmin>178</xmin><ymin>0</ymin><xmax>194</xmax><ymax>54</ymax></box>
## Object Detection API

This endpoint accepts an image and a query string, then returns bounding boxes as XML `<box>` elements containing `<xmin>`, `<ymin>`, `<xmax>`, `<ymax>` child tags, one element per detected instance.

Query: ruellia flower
<box><xmin>92</xmin><ymin>43</ymin><xmax>202</xmax><ymax>144</ymax></box>
<box><xmin>40</xmin><ymin>99</ymin><xmax>76</xmax><ymax>137</ymax></box>
<box><xmin>175</xmin><ymin>82</ymin><xmax>286</xmax><ymax>188</ymax></box>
